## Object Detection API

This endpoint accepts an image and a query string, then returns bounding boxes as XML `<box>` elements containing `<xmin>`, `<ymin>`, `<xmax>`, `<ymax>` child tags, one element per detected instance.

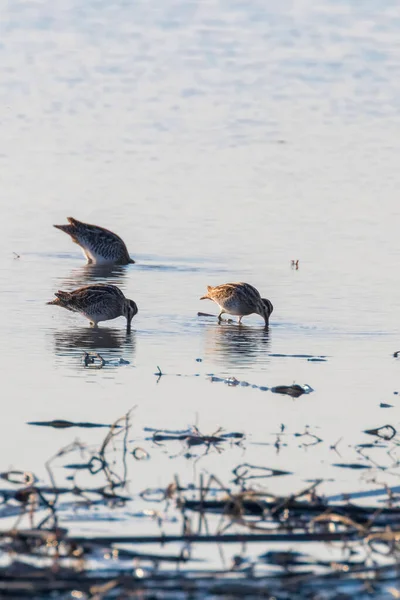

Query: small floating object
<box><xmin>356</xmin><ymin>443</ymin><xmax>387</xmax><ymax>449</ymax></box>
<box><xmin>271</xmin><ymin>384</ymin><xmax>313</xmax><ymax>398</ymax></box>
<box><xmin>118</xmin><ymin>357</ymin><xmax>130</xmax><ymax>365</ymax></box>
<box><xmin>27</xmin><ymin>419</ymin><xmax>119</xmax><ymax>429</ymax></box>
<box><xmin>0</xmin><ymin>470</ymin><xmax>36</xmax><ymax>485</ymax></box>
<box><xmin>307</xmin><ymin>357</ymin><xmax>327</xmax><ymax>362</ymax></box>
<box><xmin>224</xmin><ymin>377</ymin><xmax>240</xmax><ymax>386</ymax></box>
<box><xmin>233</xmin><ymin>463</ymin><xmax>292</xmax><ymax>484</ymax></box>
<box><xmin>132</xmin><ymin>447</ymin><xmax>150</xmax><ymax>461</ymax></box>
<box><xmin>394</xmin><ymin>351</ymin><xmax>400</xmax><ymax>358</ymax></box>
<box><xmin>222</xmin><ymin>432</ymin><xmax>244</xmax><ymax>439</ymax></box>
<box><xmin>364</xmin><ymin>424</ymin><xmax>396</xmax><ymax>441</ymax></box>
<box><xmin>333</xmin><ymin>463</ymin><xmax>372</xmax><ymax>470</ymax></box>
<box><xmin>380</xmin><ymin>403</ymin><xmax>393</xmax><ymax>408</ymax></box>
<box><xmin>140</xmin><ymin>488</ymin><xmax>169</xmax><ymax>503</ymax></box>
<box><xmin>82</xmin><ymin>352</ymin><xmax>105</xmax><ymax>368</ymax></box>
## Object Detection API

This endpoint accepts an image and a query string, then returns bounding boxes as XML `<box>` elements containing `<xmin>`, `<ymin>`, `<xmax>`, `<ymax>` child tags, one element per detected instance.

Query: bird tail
<box><xmin>47</xmin><ymin>298</ymin><xmax>60</xmax><ymax>306</ymax></box>
<box><xmin>46</xmin><ymin>291</ymin><xmax>71</xmax><ymax>305</ymax></box>
<box><xmin>53</xmin><ymin>217</ymin><xmax>81</xmax><ymax>236</ymax></box>
<box><xmin>200</xmin><ymin>285</ymin><xmax>214</xmax><ymax>300</ymax></box>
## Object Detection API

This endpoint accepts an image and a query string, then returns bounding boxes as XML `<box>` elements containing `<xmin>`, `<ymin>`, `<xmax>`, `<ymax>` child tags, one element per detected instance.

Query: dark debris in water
<box><xmin>145</xmin><ymin>426</ymin><xmax>245</xmax><ymax>459</ymax></box>
<box><xmin>82</xmin><ymin>351</ymin><xmax>105</xmax><ymax>368</ymax></box>
<box><xmin>232</xmin><ymin>463</ymin><xmax>292</xmax><ymax>484</ymax></box>
<box><xmin>332</xmin><ymin>463</ymin><xmax>372</xmax><ymax>470</ymax></box>
<box><xmin>152</xmin><ymin>367</ymin><xmax>314</xmax><ymax>397</ymax></box>
<box><xmin>364</xmin><ymin>424</ymin><xmax>397</xmax><ymax>441</ymax></box>
<box><xmin>209</xmin><ymin>375</ymin><xmax>313</xmax><ymax>396</ymax></box>
<box><xmin>27</xmin><ymin>420</ymin><xmax>121</xmax><ymax>429</ymax></box>
<box><xmin>3</xmin><ymin>410</ymin><xmax>400</xmax><ymax>599</ymax></box>
<box><xmin>271</xmin><ymin>384</ymin><xmax>313</xmax><ymax>397</ymax></box>
<box><xmin>82</xmin><ymin>352</ymin><xmax>130</xmax><ymax>368</ymax></box>
<box><xmin>270</xmin><ymin>353</ymin><xmax>327</xmax><ymax>362</ymax></box>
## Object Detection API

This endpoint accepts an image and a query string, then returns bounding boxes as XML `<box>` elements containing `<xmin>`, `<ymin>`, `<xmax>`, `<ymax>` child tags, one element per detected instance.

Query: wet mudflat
<box><xmin>3</xmin><ymin>0</ymin><xmax>400</xmax><ymax>597</ymax></box>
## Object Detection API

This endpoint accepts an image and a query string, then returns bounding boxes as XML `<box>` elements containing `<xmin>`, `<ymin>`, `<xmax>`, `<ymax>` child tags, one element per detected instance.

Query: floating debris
<box><xmin>294</xmin><ymin>428</ymin><xmax>322</xmax><ymax>447</ymax></box>
<box><xmin>364</xmin><ymin>424</ymin><xmax>396</xmax><ymax>441</ymax></box>
<box><xmin>3</xmin><ymin>410</ymin><xmax>400</xmax><ymax>600</ymax></box>
<box><xmin>27</xmin><ymin>420</ymin><xmax>120</xmax><ymax>429</ymax></box>
<box><xmin>307</xmin><ymin>357</ymin><xmax>327</xmax><ymax>362</ymax></box>
<box><xmin>82</xmin><ymin>353</ymin><xmax>129</xmax><ymax>368</ymax></box>
<box><xmin>132</xmin><ymin>447</ymin><xmax>150</xmax><ymax>461</ymax></box>
<box><xmin>147</xmin><ymin>426</ymin><xmax>244</xmax><ymax>459</ymax></box>
<box><xmin>333</xmin><ymin>463</ymin><xmax>372</xmax><ymax>470</ymax></box>
<box><xmin>232</xmin><ymin>463</ymin><xmax>291</xmax><ymax>484</ymax></box>
<box><xmin>209</xmin><ymin>375</ymin><xmax>313</xmax><ymax>396</ymax></box>
<box><xmin>271</xmin><ymin>384</ymin><xmax>313</xmax><ymax>397</ymax></box>
<box><xmin>380</xmin><ymin>403</ymin><xmax>393</xmax><ymax>408</ymax></box>
<box><xmin>0</xmin><ymin>470</ymin><xmax>36</xmax><ymax>485</ymax></box>
<box><xmin>271</xmin><ymin>353</ymin><xmax>326</xmax><ymax>358</ymax></box>
<box><xmin>82</xmin><ymin>351</ymin><xmax>105</xmax><ymax>368</ymax></box>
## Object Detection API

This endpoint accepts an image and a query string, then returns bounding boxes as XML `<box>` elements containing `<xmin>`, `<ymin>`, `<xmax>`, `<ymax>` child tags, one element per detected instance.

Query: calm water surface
<box><xmin>2</xmin><ymin>0</ymin><xmax>400</xmax><ymax>573</ymax></box>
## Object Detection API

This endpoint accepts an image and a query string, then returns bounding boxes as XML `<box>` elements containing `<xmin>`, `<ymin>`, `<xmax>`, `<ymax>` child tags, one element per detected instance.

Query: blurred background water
<box><xmin>1</xmin><ymin>0</ymin><xmax>400</xmax><ymax>551</ymax></box>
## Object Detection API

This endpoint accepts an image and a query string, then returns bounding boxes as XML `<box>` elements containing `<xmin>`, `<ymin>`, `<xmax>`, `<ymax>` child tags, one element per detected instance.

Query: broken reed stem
<box><xmin>64</xmin><ymin>531</ymin><xmax>364</xmax><ymax>544</ymax></box>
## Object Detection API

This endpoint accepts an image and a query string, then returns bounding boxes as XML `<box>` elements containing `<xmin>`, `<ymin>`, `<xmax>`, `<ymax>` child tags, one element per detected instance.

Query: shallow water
<box><xmin>2</xmin><ymin>0</ymin><xmax>400</xmax><ymax>587</ymax></box>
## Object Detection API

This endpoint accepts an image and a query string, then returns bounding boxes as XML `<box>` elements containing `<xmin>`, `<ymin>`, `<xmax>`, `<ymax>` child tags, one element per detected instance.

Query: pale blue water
<box><xmin>1</xmin><ymin>0</ymin><xmax>400</xmax><ymax>590</ymax></box>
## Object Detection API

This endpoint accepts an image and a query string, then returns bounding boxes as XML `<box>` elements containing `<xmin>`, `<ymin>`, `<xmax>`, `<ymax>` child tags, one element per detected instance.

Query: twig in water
<box><xmin>155</xmin><ymin>365</ymin><xmax>163</xmax><ymax>383</ymax></box>
<box><xmin>330</xmin><ymin>437</ymin><xmax>343</xmax><ymax>457</ymax></box>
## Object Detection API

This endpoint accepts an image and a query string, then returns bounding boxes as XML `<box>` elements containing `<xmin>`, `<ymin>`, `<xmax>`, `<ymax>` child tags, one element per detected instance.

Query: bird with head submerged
<box><xmin>47</xmin><ymin>284</ymin><xmax>138</xmax><ymax>331</ymax></box>
<box><xmin>200</xmin><ymin>282</ymin><xmax>273</xmax><ymax>326</ymax></box>
<box><xmin>53</xmin><ymin>217</ymin><xmax>135</xmax><ymax>265</ymax></box>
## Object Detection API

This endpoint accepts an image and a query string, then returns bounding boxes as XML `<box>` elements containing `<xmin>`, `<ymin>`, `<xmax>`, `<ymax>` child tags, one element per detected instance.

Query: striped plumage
<box><xmin>200</xmin><ymin>282</ymin><xmax>273</xmax><ymax>326</ymax></box>
<box><xmin>47</xmin><ymin>284</ymin><xmax>138</xmax><ymax>331</ymax></box>
<box><xmin>54</xmin><ymin>217</ymin><xmax>134</xmax><ymax>265</ymax></box>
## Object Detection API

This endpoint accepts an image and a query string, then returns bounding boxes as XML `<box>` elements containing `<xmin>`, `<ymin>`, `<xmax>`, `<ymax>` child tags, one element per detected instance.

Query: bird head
<box><xmin>123</xmin><ymin>299</ymin><xmax>138</xmax><ymax>331</ymax></box>
<box><xmin>257</xmin><ymin>298</ymin><xmax>273</xmax><ymax>326</ymax></box>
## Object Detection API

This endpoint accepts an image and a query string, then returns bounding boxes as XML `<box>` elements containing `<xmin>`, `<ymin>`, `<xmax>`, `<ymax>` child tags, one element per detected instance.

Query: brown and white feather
<box><xmin>47</xmin><ymin>284</ymin><xmax>138</xmax><ymax>330</ymax></box>
<box><xmin>54</xmin><ymin>217</ymin><xmax>134</xmax><ymax>265</ymax></box>
<box><xmin>200</xmin><ymin>282</ymin><xmax>273</xmax><ymax>325</ymax></box>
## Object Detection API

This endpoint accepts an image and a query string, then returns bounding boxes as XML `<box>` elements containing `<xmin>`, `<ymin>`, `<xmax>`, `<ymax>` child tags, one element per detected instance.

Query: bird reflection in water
<box><xmin>58</xmin><ymin>264</ymin><xmax>128</xmax><ymax>288</ymax></box>
<box><xmin>203</xmin><ymin>323</ymin><xmax>271</xmax><ymax>367</ymax></box>
<box><xmin>52</xmin><ymin>326</ymin><xmax>135</xmax><ymax>362</ymax></box>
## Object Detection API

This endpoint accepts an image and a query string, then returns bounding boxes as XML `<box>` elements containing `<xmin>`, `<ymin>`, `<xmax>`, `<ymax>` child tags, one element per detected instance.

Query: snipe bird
<box><xmin>54</xmin><ymin>217</ymin><xmax>134</xmax><ymax>265</ymax></box>
<box><xmin>200</xmin><ymin>282</ymin><xmax>273</xmax><ymax>326</ymax></box>
<box><xmin>47</xmin><ymin>284</ymin><xmax>138</xmax><ymax>331</ymax></box>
